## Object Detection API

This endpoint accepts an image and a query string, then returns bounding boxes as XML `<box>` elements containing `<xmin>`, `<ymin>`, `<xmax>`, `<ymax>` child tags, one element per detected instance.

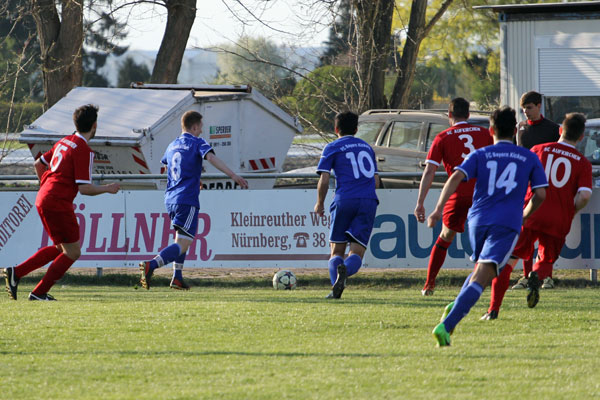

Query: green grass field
<box><xmin>1</xmin><ymin>271</ymin><xmax>599</xmax><ymax>399</ymax></box>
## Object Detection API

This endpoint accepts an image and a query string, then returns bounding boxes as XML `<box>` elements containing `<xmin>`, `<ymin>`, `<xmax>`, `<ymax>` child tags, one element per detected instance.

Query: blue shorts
<box><xmin>468</xmin><ymin>223</ymin><xmax>519</xmax><ymax>274</ymax></box>
<box><xmin>329</xmin><ymin>198</ymin><xmax>378</xmax><ymax>248</ymax></box>
<box><xmin>166</xmin><ymin>203</ymin><xmax>198</xmax><ymax>239</ymax></box>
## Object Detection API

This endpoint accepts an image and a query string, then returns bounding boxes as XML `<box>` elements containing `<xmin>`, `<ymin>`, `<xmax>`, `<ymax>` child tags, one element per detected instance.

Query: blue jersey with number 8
<box><xmin>455</xmin><ymin>140</ymin><xmax>548</xmax><ymax>232</ymax></box>
<box><xmin>317</xmin><ymin>136</ymin><xmax>378</xmax><ymax>202</ymax></box>
<box><xmin>162</xmin><ymin>132</ymin><xmax>214</xmax><ymax>207</ymax></box>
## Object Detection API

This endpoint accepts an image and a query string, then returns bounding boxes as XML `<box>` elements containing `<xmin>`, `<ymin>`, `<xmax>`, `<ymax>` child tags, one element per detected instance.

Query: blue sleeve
<box><xmin>455</xmin><ymin>150</ymin><xmax>478</xmax><ymax>181</ymax></box>
<box><xmin>161</xmin><ymin>148</ymin><xmax>168</xmax><ymax>165</ymax></box>
<box><xmin>529</xmin><ymin>155</ymin><xmax>549</xmax><ymax>189</ymax></box>
<box><xmin>316</xmin><ymin>143</ymin><xmax>335</xmax><ymax>174</ymax></box>
<box><xmin>196</xmin><ymin>138</ymin><xmax>214</xmax><ymax>158</ymax></box>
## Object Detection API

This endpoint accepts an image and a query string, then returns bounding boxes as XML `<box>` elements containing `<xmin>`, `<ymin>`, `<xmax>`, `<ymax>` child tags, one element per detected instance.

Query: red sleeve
<box><xmin>73</xmin><ymin>146</ymin><xmax>94</xmax><ymax>184</ymax></box>
<box><xmin>40</xmin><ymin>146</ymin><xmax>54</xmax><ymax>166</ymax></box>
<box><xmin>426</xmin><ymin>134</ymin><xmax>444</xmax><ymax>166</ymax></box>
<box><xmin>578</xmin><ymin>159</ymin><xmax>593</xmax><ymax>192</ymax></box>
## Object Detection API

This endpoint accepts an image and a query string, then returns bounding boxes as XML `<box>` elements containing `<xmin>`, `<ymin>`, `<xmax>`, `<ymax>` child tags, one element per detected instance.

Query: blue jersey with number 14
<box><xmin>317</xmin><ymin>135</ymin><xmax>378</xmax><ymax>202</ymax></box>
<box><xmin>456</xmin><ymin>140</ymin><xmax>548</xmax><ymax>232</ymax></box>
<box><xmin>161</xmin><ymin>132</ymin><xmax>214</xmax><ymax>207</ymax></box>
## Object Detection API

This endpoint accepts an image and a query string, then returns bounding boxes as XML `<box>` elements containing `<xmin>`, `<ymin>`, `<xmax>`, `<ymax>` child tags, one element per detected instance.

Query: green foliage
<box><xmin>283</xmin><ymin>65</ymin><xmax>359</xmax><ymax>133</ymax></box>
<box><xmin>0</xmin><ymin>101</ymin><xmax>44</xmax><ymax>132</ymax></box>
<box><xmin>117</xmin><ymin>57</ymin><xmax>151</xmax><ymax>88</ymax></box>
<box><xmin>214</xmin><ymin>36</ymin><xmax>296</xmax><ymax>99</ymax></box>
<box><xmin>1</xmin><ymin>281</ymin><xmax>599</xmax><ymax>399</ymax></box>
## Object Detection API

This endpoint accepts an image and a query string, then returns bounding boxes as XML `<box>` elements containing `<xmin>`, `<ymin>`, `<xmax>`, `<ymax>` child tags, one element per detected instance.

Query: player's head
<box><xmin>181</xmin><ymin>111</ymin><xmax>203</xmax><ymax>135</ymax></box>
<box><xmin>334</xmin><ymin>111</ymin><xmax>359</xmax><ymax>136</ymax></box>
<box><xmin>561</xmin><ymin>112</ymin><xmax>586</xmax><ymax>142</ymax></box>
<box><xmin>490</xmin><ymin>106</ymin><xmax>517</xmax><ymax>140</ymax></box>
<box><xmin>448</xmin><ymin>97</ymin><xmax>469</xmax><ymax>120</ymax></box>
<box><xmin>520</xmin><ymin>91</ymin><xmax>542</xmax><ymax>122</ymax></box>
<box><xmin>73</xmin><ymin>104</ymin><xmax>99</xmax><ymax>137</ymax></box>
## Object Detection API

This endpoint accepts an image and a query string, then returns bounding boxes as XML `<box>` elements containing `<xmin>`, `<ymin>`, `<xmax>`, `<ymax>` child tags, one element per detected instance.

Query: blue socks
<box><xmin>328</xmin><ymin>256</ymin><xmax>344</xmax><ymax>285</ymax></box>
<box><xmin>443</xmin><ymin>281</ymin><xmax>484</xmax><ymax>333</ymax></box>
<box><xmin>328</xmin><ymin>254</ymin><xmax>363</xmax><ymax>285</ymax></box>
<box><xmin>150</xmin><ymin>243</ymin><xmax>182</xmax><ymax>270</ymax></box>
<box><xmin>173</xmin><ymin>252</ymin><xmax>186</xmax><ymax>280</ymax></box>
<box><xmin>345</xmin><ymin>254</ymin><xmax>362</xmax><ymax>277</ymax></box>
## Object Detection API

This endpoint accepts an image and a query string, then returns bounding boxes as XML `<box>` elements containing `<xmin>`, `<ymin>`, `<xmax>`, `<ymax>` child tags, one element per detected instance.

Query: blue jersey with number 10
<box><xmin>317</xmin><ymin>136</ymin><xmax>378</xmax><ymax>202</ymax></box>
<box><xmin>161</xmin><ymin>133</ymin><xmax>214</xmax><ymax>207</ymax></box>
<box><xmin>456</xmin><ymin>140</ymin><xmax>548</xmax><ymax>232</ymax></box>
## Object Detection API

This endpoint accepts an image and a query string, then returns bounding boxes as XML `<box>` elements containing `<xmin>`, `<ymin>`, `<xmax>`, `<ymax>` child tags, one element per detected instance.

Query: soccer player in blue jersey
<box><xmin>314</xmin><ymin>111</ymin><xmax>380</xmax><ymax>299</ymax></box>
<box><xmin>427</xmin><ymin>106</ymin><xmax>548</xmax><ymax>346</ymax></box>
<box><xmin>140</xmin><ymin>111</ymin><xmax>248</xmax><ymax>290</ymax></box>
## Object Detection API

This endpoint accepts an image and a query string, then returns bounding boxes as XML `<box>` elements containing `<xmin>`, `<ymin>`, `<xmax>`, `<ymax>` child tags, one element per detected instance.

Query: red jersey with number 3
<box><xmin>523</xmin><ymin>142</ymin><xmax>592</xmax><ymax>238</ymax></box>
<box><xmin>36</xmin><ymin>133</ymin><xmax>94</xmax><ymax>211</ymax></box>
<box><xmin>426</xmin><ymin>122</ymin><xmax>492</xmax><ymax>198</ymax></box>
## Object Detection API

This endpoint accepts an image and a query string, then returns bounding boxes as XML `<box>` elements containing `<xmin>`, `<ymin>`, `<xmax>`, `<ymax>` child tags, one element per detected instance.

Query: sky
<box><xmin>117</xmin><ymin>0</ymin><xmax>332</xmax><ymax>50</ymax></box>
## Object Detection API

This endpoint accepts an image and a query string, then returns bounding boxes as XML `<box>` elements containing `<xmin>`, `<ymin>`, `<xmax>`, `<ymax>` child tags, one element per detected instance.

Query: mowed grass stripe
<box><xmin>0</xmin><ymin>286</ymin><xmax>599</xmax><ymax>399</ymax></box>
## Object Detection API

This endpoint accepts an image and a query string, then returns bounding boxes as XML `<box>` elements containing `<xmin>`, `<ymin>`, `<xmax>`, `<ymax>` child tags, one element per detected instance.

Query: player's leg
<box><xmin>140</xmin><ymin>205</ymin><xmax>196</xmax><ymax>289</ymax></box>
<box><xmin>5</xmin><ymin>245</ymin><xmax>61</xmax><ymax>300</ymax></box>
<box><xmin>29</xmin><ymin>241</ymin><xmax>81</xmax><ymax>301</ymax></box>
<box><xmin>423</xmin><ymin>225</ymin><xmax>455</xmax><ymax>296</ymax></box>
<box><xmin>326</xmin><ymin>242</ymin><xmax>347</xmax><ymax>299</ymax></box>
<box><xmin>326</xmin><ymin>199</ymin><xmax>353</xmax><ymax>298</ymax></box>
<box><xmin>343</xmin><ymin>198</ymin><xmax>377</xmax><ymax>277</ymax></box>
<box><xmin>484</xmin><ymin>257</ymin><xmax>518</xmax><ymax>320</ymax></box>
<box><xmin>513</xmin><ymin>254</ymin><xmax>534</xmax><ymax>290</ymax></box>
<box><xmin>170</xmin><ymin>235</ymin><xmax>193</xmax><ymax>290</ymax></box>
<box><xmin>533</xmin><ymin>233</ymin><xmax>563</xmax><ymax>290</ymax></box>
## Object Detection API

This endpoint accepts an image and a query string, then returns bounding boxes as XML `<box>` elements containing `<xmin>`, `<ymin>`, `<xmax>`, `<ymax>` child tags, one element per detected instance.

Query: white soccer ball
<box><xmin>272</xmin><ymin>270</ymin><xmax>297</xmax><ymax>290</ymax></box>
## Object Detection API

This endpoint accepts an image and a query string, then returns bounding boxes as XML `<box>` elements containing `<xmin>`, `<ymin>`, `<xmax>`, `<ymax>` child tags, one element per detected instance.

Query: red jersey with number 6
<box><xmin>523</xmin><ymin>142</ymin><xmax>592</xmax><ymax>238</ymax></box>
<box><xmin>36</xmin><ymin>133</ymin><xmax>94</xmax><ymax>211</ymax></box>
<box><xmin>426</xmin><ymin>122</ymin><xmax>492</xmax><ymax>198</ymax></box>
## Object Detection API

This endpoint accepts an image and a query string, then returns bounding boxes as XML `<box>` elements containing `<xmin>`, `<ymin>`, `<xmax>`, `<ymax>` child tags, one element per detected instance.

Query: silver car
<box><xmin>575</xmin><ymin>118</ymin><xmax>600</xmax><ymax>187</ymax></box>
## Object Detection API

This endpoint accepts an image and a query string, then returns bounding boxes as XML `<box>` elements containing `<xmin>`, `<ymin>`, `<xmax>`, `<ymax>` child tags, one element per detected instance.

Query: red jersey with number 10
<box><xmin>36</xmin><ymin>133</ymin><xmax>94</xmax><ymax>211</ymax></box>
<box><xmin>426</xmin><ymin>122</ymin><xmax>492</xmax><ymax>198</ymax></box>
<box><xmin>523</xmin><ymin>142</ymin><xmax>592</xmax><ymax>238</ymax></box>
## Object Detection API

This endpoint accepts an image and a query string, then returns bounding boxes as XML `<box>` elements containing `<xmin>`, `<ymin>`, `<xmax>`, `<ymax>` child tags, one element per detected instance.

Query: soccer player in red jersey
<box><xmin>483</xmin><ymin>112</ymin><xmax>592</xmax><ymax>319</ymax></box>
<box><xmin>414</xmin><ymin>98</ymin><xmax>492</xmax><ymax>296</ymax></box>
<box><xmin>4</xmin><ymin>104</ymin><xmax>120</xmax><ymax>301</ymax></box>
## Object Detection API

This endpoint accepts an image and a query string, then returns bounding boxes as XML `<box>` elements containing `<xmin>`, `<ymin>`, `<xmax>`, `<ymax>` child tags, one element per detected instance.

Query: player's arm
<box><xmin>79</xmin><ymin>183</ymin><xmax>120</xmax><ymax>196</ymax></box>
<box><xmin>574</xmin><ymin>190</ymin><xmax>592</xmax><ymax>213</ymax></box>
<box><xmin>415</xmin><ymin>162</ymin><xmax>437</xmax><ymax>223</ymax></box>
<box><xmin>314</xmin><ymin>172</ymin><xmax>329</xmax><ymax>217</ymax></box>
<box><xmin>516</xmin><ymin>121</ymin><xmax>527</xmax><ymax>146</ymax></box>
<box><xmin>205</xmin><ymin>152</ymin><xmax>249</xmax><ymax>189</ymax></box>
<box><xmin>34</xmin><ymin>158</ymin><xmax>47</xmax><ymax>181</ymax></box>
<box><xmin>522</xmin><ymin>187</ymin><xmax>546</xmax><ymax>223</ymax></box>
<box><xmin>427</xmin><ymin>170</ymin><xmax>465</xmax><ymax>228</ymax></box>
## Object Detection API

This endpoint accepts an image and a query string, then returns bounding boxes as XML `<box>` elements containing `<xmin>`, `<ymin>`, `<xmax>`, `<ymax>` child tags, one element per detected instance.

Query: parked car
<box><xmin>575</xmin><ymin>118</ymin><xmax>600</xmax><ymax>187</ymax></box>
<box><xmin>355</xmin><ymin>109</ymin><xmax>490</xmax><ymax>187</ymax></box>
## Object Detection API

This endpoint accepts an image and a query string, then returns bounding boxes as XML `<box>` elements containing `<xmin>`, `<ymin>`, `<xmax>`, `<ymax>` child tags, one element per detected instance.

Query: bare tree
<box><xmin>389</xmin><ymin>0</ymin><xmax>453</xmax><ymax>109</ymax></box>
<box><xmin>150</xmin><ymin>0</ymin><xmax>196</xmax><ymax>83</ymax></box>
<box><xmin>31</xmin><ymin>0</ymin><xmax>84</xmax><ymax>108</ymax></box>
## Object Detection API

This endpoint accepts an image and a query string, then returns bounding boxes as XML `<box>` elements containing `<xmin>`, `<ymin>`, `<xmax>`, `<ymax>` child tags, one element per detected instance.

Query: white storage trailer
<box><xmin>19</xmin><ymin>84</ymin><xmax>302</xmax><ymax>189</ymax></box>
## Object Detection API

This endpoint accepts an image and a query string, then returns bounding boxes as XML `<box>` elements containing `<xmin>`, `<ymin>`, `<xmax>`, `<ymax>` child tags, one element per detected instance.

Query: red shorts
<box><xmin>442</xmin><ymin>195</ymin><xmax>471</xmax><ymax>233</ymax></box>
<box><xmin>512</xmin><ymin>227</ymin><xmax>564</xmax><ymax>264</ymax></box>
<box><xmin>37</xmin><ymin>206</ymin><xmax>80</xmax><ymax>245</ymax></box>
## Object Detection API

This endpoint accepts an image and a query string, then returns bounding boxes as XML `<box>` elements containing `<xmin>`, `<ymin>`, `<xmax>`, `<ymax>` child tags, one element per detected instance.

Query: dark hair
<box><xmin>562</xmin><ymin>112</ymin><xmax>586</xmax><ymax>141</ymax></box>
<box><xmin>520</xmin><ymin>91</ymin><xmax>542</xmax><ymax>107</ymax></box>
<box><xmin>73</xmin><ymin>104</ymin><xmax>99</xmax><ymax>133</ymax></box>
<box><xmin>181</xmin><ymin>110</ymin><xmax>203</xmax><ymax>131</ymax></box>
<box><xmin>335</xmin><ymin>111</ymin><xmax>359</xmax><ymax>136</ymax></box>
<box><xmin>449</xmin><ymin>97</ymin><xmax>469</xmax><ymax>119</ymax></box>
<box><xmin>490</xmin><ymin>106</ymin><xmax>517</xmax><ymax>139</ymax></box>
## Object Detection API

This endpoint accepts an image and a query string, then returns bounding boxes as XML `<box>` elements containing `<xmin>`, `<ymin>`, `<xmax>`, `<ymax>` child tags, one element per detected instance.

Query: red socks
<box><xmin>533</xmin><ymin>262</ymin><xmax>553</xmax><ymax>280</ymax></box>
<box><xmin>14</xmin><ymin>246</ymin><xmax>61</xmax><ymax>279</ymax></box>
<box><xmin>523</xmin><ymin>257</ymin><xmax>533</xmax><ymax>278</ymax></box>
<box><xmin>31</xmin><ymin>253</ymin><xmax>75</xmax><ymax>296</ymax></box>
<box><xmin>424</xmin><ymin>237</ymin><xmax>451</xmax><ymax>289</ymax></box>
<box><xmin>489</xmin><ymin>264</ymin><xmax>514</xmax><ymax>313</ymax></box>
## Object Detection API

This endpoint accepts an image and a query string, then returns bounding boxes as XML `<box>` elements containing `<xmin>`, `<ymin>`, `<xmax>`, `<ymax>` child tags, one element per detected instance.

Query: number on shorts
<box><xmin>170</xmin><ymin>152</ymin><xmax>182</xmax><ymax>181</ymax></box>
<box><xmin>346</xmin><ymin>150</ymin><xmax>375</xmax><ymax>179</ymax></box>
<box><xmin>544</xmin><ymin>154</ymin><xmax>571</xmax><ymax>188</ymax></box>
<box><xmin>486</xmin><ymin>160</ymin><xmax>518</xmax><ymax>195</ymax></box>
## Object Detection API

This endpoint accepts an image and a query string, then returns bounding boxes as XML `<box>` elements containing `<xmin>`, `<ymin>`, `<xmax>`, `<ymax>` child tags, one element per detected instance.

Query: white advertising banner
<box><xmin>0</xmin><ymin>189</ymin><xmax>598</xmax><ymax>269</ymax></box>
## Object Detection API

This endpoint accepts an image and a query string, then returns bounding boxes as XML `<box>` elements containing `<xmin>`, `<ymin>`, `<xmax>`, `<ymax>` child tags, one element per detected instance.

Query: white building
<box><xmin>476</xmin><ymin>2</ymin><xmax>600</xmax><ymax>122</ymax></box>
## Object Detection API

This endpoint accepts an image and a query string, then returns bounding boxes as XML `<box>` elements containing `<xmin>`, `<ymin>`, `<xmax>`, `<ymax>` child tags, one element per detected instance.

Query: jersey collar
<box><xmin>75</xmin><ymin>132</ymin><xmax>88</xmax><ymax>143</ymax></box>
<box><xmin>495</xmin><ymin>139</ymin><xmax>513</xmax><ymax>144</ymax></box>
<box><xmin>557</xmin><ymin>140</ymin><xmax>576</xmax><ymax>149</ymax></box>
<box><xmin>453</xmin><ymin>121</ymin><xmax>468</xmax><ymax>126</ymax></box>
<box><xmin>527</xmin><ymin>115</ymin><xmax>545</xmax><ymax>126</ymax></box>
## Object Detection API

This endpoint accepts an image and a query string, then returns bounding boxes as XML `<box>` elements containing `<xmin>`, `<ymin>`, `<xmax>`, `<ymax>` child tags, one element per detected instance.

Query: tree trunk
<box><xmin>32</xmin><ymin>0</ymin><xmax>84</xmax><ymax>108</ymax></box>
<box><xmin>150</xmin><ymin>0</ymin><xmax>196</xmax><ymax>84</ymax></box>
<box><xmin>352</xmin><ymin>0</ymin><xmax>394</xmax><ymax>112</ymax></box>
<box><xmin>389</xmin><ymin>0</ymin><xmax>453</xmax><ymax>109</ymax></box>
